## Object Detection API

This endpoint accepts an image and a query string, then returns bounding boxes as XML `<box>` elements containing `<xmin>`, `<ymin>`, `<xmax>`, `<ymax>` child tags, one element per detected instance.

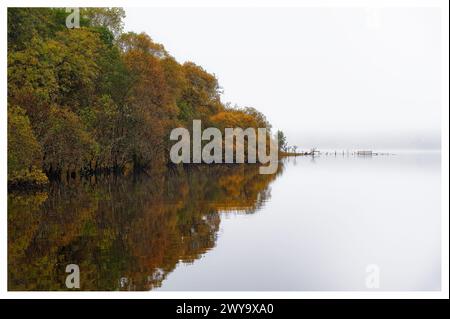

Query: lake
<box><xmin>8</xmin><ymin>151</ymin><xmax>441</xmax><ymax>291</ymax></box>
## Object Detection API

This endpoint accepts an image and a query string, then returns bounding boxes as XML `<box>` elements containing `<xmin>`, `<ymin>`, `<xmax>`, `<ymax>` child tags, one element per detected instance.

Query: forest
<box><xmin>8</xmin><ymin>8</ymin><xmax>277</xmax><ymax>187</ymax></box>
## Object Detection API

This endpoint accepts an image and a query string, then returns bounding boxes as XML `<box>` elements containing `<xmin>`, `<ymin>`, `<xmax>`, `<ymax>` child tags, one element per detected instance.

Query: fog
<box><xmin>124</xmin><ymin>7</ymin><xmax>441</xmax><ymax>150</ymax></box>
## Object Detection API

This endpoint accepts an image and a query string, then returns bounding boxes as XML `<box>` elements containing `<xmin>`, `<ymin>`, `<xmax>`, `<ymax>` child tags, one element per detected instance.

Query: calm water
<box><xmin>8</xmin><ymin>151</ymin><xmax>441</xmax><ymax>291</ymax></box>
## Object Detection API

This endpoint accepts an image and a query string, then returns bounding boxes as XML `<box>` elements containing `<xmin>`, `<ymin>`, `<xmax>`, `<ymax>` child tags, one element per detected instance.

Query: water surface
<box><xmin>158</xmin><ymin>151</ymin><xmax>441</xmax><ymax>291</ymax></box>
<box><xmin>8</xmin><ymin>151</ymin><xmax>441</xmax><ymax>291</ymax></box>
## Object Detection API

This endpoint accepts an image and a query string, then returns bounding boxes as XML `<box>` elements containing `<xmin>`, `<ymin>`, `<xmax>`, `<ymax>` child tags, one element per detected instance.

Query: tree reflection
<box><xmin>8</xmin><ymin>163</ymin><xmax>283</xmax><ymax>291</ymax></box>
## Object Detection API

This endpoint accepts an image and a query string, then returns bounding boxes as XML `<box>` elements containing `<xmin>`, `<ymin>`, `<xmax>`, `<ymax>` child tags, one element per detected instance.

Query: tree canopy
<box><xmin>8</xmin><ymin>7</ymin><xmax>275</xmax><ymax>185</ymax></box>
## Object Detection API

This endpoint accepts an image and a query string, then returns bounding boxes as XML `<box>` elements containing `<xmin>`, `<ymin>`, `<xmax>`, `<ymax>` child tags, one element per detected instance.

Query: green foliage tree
<box><xmin>8</xmin><ymin>106</ymin><xmax>48</xmax><ymax>186</ymax></box>
<box><xmin>276</xmin><ymin>130</ymin><xmax>287</xmax><ymax>152</ymax></box>
<box><xmin>41</xmin><ymin>106</ymin><xmax>97</xmax><ymax>176</ymax></box>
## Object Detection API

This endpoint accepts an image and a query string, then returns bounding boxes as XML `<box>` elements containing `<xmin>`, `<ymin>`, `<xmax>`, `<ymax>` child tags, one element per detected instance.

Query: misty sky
<box><xmin>124</xmin><ymin>7</ymin><xmax>441</xmax><ymax>150</ymax></box>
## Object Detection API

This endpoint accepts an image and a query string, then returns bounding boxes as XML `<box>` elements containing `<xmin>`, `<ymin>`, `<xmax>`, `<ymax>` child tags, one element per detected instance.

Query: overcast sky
<box><xmin>124</xmin><ymin>7</ymin><xmax>441</xmax><ymax>150</ymax></box>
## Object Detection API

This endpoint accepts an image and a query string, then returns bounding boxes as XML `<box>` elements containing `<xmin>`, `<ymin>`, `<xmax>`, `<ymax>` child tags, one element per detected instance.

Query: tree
<box><xmin>8</xmin><ymin>106</ymin><xmax>48</xmax><ymax>186</ymax></box>
<box><xmin>119</xmin><ymin>32</ymin><xmax>178</xmax><ymax>170</ymax></box>
<box><xmin>276</xmin><ymin>130</ymin><xmax>287</xmax><ymax>152</ymax></box>
<box><xmin>41</xmin><ymin>106</ymin><xmax>97</xmax><ymax>177</ymax></box>
<box><xmin>81</xmin><ymin>8</ymin><xmax>126</xmax><ymax>39</ymax></box>
<box><xmin>7</xmin><ymin>7</ymin><xmax>276</xmax><ymax>185</ymax></box>
<box><xmin>7</xmin><ymin>8</ymin><xmax>68</xmax><ymax>50</ymax></box>
<box><xmin>179</xmin><ymin>62</ymin><xmax>222</xmax><ymax>125</ymax></box>
<box><xmin>242</xmin><ymin>107</ymin><xmax>271</xmax><ymax>131</ymax></box>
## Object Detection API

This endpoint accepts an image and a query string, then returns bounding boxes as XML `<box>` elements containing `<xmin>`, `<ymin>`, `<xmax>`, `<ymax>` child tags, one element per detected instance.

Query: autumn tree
<box><xmin>8</xmin><ymin>106</ymin><xmax>48</xmax><ymax>186</ymax></box>
<box><xmin>7</xmin><ymin>7</ymin><xmax>275</xmax><ymax>185</ymax></box>
<box><xmin>178</xmin><ymin>62</ymin><xmax>223</xmax><ymax>126</ymax></box>
<box><xmin>118</xmin><ymin>32</ymin><xmax>178</xmax><ymax>171</ymax></box>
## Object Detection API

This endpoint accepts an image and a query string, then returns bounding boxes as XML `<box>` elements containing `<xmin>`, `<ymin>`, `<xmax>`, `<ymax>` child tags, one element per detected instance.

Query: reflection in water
<box><xmin>8</xmin><ymin>164</ymin><xmax>283</xmax><ymax>291</ymax></box>
<box><xmin>157</xmin><ymin>152</ymin><xmax>440</xmax><ymax>291</ymax></box>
